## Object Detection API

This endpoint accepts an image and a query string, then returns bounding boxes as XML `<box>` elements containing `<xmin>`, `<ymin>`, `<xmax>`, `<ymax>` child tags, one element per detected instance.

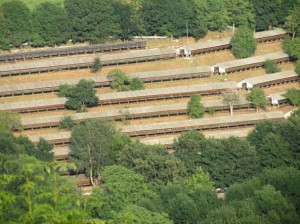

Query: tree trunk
<box><xmin>87</xmin><ymin>145</ymin><xmax>95</xmax><ymax>186</ymax></box>
<box><xmin>230</xmin><ymin>105</ymin><xmax>233</xmax><ymax>116</ymax></box>
<box><xmin>256</xmin><ymin>107</ymin><xmax>259</xmax><ymax>113</ymax></box>
<box><xmin>232</xmin><ymin>23</ymin><xmax>235</xmax><ymax>33</ymax></box>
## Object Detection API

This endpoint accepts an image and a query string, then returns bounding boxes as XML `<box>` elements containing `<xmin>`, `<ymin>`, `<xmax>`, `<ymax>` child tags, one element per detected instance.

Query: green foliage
<box><xmin>284</xmin><ymin>0</ymin><xmax>300</xmax><ymax>39</ymax></box>
<box><xmin>208</xmin><ymin>107</ymin><xmax>216</xmax><ymax>116</ymax></box>
<box><xmin>264</xmin><ymin>59</ymin><xmax>280</xmax><ymax>74</ymax></box>
<box><xmin>91</xmin><ymin>57</ymin><xmax>102</xmax><ymax>73</ymax></box>
<box><xmin>115</xmin><ymin>205</ymin><xmax>174</xmax><ymax>224</ymax></box>
<box><xmin>0</xmin><ymin>156</ymin><xmax>94</xmax><ymax>223</ymax></box>
<box><xmin>108</xmin><ymin>69</ymin><xmax>130</xmax><ymax>91</ymax></box>
<box><xmin>36</xmin><ymin>137</ymin><xmax>54</xmax><ymax>161</ymax></box>
<box><xmin>0</xmin><ymin>14</ymin><xmax>10</xmax><ymax>51</ymax></box>
<box><xmin>0</xmin><ymin>110</ymin><xmax>21</xmax><ymax>132</ymax></box>
<box><xmin>118</xmin><ymin>141</ymin><xmax>187</xmax><ymax>185</ymax></box>
<box><xmin>174</xmin><ymin>130</ymin><xmax>206</xmax><ymax>173</ymax></box>
<box><xmin>193</xmin><ymin>23</ymin><xmax>208</xmax><ymax>41</ymax></box>
<box><xmin>58</xmin><ymin>83</ymin><xmax>72</xmax><ymax>97</ymax></box>
<box><xmin>295</xmin><ymin>60</ymin><xmax>300</xmax><ymax>75</ymax></box>
<box><xmin>59</xmin><ymin>115</ymin><xmax>75</xmax><ymax>129</ymax></box>
<box><xmin>187</xmin><ymin>94</ymin><xmax>205</xmax><ymax>119</ymax></box>
<box><xmin>230</xmin><ymin>26</ymin><xmax>257</xmax><ymax>58</ymax></box>
<box><xmin>249</xmin><ymin>0</ymin><xmax>280</xmax><ymax>31</ymax></box>
<box><xmin>64</xmin><ymin>79</ymin><xmax>99</xmax><ymax>111</ymax></box>
<box><xmin>283</xmin><ymin>36</ymin><xmax>300</xmax><ymax>59</ymax></box>
<box><xmin>89</xmin><ymin>165</ymin><xmax>159</xmax><ymax>220</ymax></box>
<box><xmin>226</xmin><ymin>0</ymin><xmax>256</xmax><ymax>29</ymax></box>
<box><xmin>222</xmin><ymin>89</ymin><xmax>240</xmax><ymax>115</ymax></box>
<box><xmin>284</xmin><ymin>88</ymin><xmax>300</xmax><ymax>106</ymax></box>
<box><xmin>31</xmin><ymin>2</ymin><xmax>70</xmax><ymax>47</ymax></box>
<box><xmin>246</xmin><ymin>86</ymin><xmax>267</xmax><ymax>112</ymax></box>
<box><xmin>0</xmin><ymin>0</ymin><xmax>32</xmax><ymax>48</ymax></box>
<box><xmin>70</xmin><ymin>119</ymin><xmax>128</xmax><ymax>185</ymax></box>
<box><xmin>129</xmin><ymin>77</ymin><xmax>144</xmax><ymax>90</ymax></box>
<box><xmin>64</xmin><ymin>0</ymin><xmax>121</xmax><ymax>43</ymax></box>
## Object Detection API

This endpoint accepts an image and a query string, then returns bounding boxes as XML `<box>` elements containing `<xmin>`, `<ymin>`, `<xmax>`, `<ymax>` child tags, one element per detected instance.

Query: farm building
<box><xmin>0</xmin><ymin>66</ymin><xmax>212</xmax><ymax>97</ymax></box>
<box><xmin>267</xmin><ymin>92</ymin><xmax>288</xmax><ymax>106</ymax></box>
<box><xmin>141</xmin><ymin>130</ymin><xmax>251</xmax><ymax>149</ymax></box>
<box><xmin>21</xmin><ymin>97</ymin><xmax>251</xmax><ymax>130</ymax></box>
<box><xmin>237</xmin><ymin>70</ymin><xmax>298</xmax><ymax>89</ymax></box>
<box><xmin>27</xmin><ymin>112</ymin><xmax>284</xmax><ymax>145</ymax></box>
<box><xmin>0</xmin><ymin>40</ymin><xmax>147</xmax><ymax>62</ymax></box>
<box><xmin>212</xmin><ymin>52</ymin><xmax>289</xmax><ymax>74</ymax></box>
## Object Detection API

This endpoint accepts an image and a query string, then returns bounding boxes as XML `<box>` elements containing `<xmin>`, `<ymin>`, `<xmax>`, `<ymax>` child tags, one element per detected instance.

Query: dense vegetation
<box><xmin>1</xmin><ymin>107</ymin><xmax>300</xmax><ymax>223</ymax></box>
<box><xmin>0</xmin><ymin>0</ymin><xmax>300</xmax><ymax>51</ymax></box>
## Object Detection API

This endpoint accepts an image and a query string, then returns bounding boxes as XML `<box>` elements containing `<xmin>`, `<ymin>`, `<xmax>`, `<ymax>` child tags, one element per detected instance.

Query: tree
<box><xmin>283</xmin><ymin>37</ymin><xmax>300</xmax><ymax>60</ymax></box>
<box><xmin>36</xmin><ymin>138</ymin><xmax>54</xmax><ymax>161</ymax></box>
<box><xmin>59</xmin><ymin>116</ymin><xmax>75</xmax><ymax>129</ymax></box>
<box><xmin>88</xmin><ymin>165</ymin><xmax>159</xmax><ymax>220</ymax></box>
<box><xmin>118</xmin><ymin>141</ymin><xmax>187</xmax><ymax>185</ymax></box>
<box><xmin>285</xmin><ymin>0</ymin><xmax>300</xmax><ymax>40</ymax></box>
<box><xmin>91</xmin><ymin>57</ymin><xmax>102</xmax><ymax>73</ymax></box>
<box><xmin>264</xmin><ymin>59</ymin><xmax>280</xmax><ymax>73</ymax></box>
<box><xmin>296</xmin><ymin>60</ymin><xmax>300</xmax><ymax>75</ymax></box>
<box><xmin>173</xmin><ymin>130</ymin><xmax>206</xmax><ymax>173</ymax></box>
<box><xmin>0</xmin><ymin>110</ymin><xmax>21</xmax><ymax>132</ymax></box>
<box><xmin>108</xmin><ymin>69</ymin><xmax>131</xmax><ymax>91</ymax></box>
<box><xmin>0</xmin><ymin>15</ymin><xmax>10</xmax><ymax>51</ymax></box>
<box><xmin>249</xmin><ymin>0</ymin><xmax>279</xmax><ymax>31</ymax></box>
<box><xmin>284</xmin><ymin>88</ymin><xmax>300</xmax><ymax>106</ymax></box>
<box><xmin>0</xmin><ymin>0</ymin><xmax>32</xmax><ymax>48</ymax></box>
<box><xmin>187</xmin><ymin>94</ymin><xmax>205</xmax><ymax>118</ymax></box>
<box><xmin>64</xmin><ymin>79</ymin><xmax>99</xmax><ymax>112</ymax></box>
<box><xmin>129</xmin><ymin>77</ymin><xmax>144</xmax><ymax>90</ymax></box>
<box><xmin>230</xmin><ymin>26</ymin><xmax>257</xmax><ymax>58</ymax></box>
<box><xmin>115</xmin><ymin>205</ymin><xmax>174</xmax><ymax>224</ymax></box>
<box><xmin>70</xmin><ymin>119</ymin><xmax>127</xmax><ymax>185</ymax></box>
<box><xmin>64</xmin><ymin>0</ymin><xmax>121</xmax><ymax>43</ymax></box>
<box><xmin>246</xmin><ymin>86</ymin><xmax>267</xmax><ymax>112</ymax></box>
<box><xmin>198</xmin><ymin>137</ymin><xmax>259</xmax><ymax>187</ymax></box>
<box><xmin>222</xmin><ymin>89</ymin><xmax>240</xmax><ymax>116</ymax></box>
<box><xmin>225</xmin><ymin>0</ymin><xmax>256</xmax><ymax>30</ymax></box>
<box><xmin>194</xmin><ymin>0</ymin><xmax>228</xmax><ymax>31</ymax></box>
<box><xmin>32</xmin><ymin>2</ymin><xmax>70</xmax><ymax>47</ymax></box>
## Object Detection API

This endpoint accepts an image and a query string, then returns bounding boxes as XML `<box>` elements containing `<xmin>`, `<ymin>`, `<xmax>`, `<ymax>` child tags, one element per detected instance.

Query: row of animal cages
<box><xmin>0</xmin><ymin>29</ymin><xmax>288</xmax><ymax>77</ymax></box>
<box><xmin>0</xmin><ymin>67</ymin><xmax>212</xmax><ymax>97</ymax></box>
<box><xmin>27</xmin><ymin>112</ymin><xmax>284</xmax><ymax>146</ymax></box>
<box><xmin>122</xmin><ymin>112</ymin><xmax>284</xmax><ymax>137</ymax></box>
<box><xmin>1</xmin><ymin>82</ymin><xmax>237</xmax><ymax>113</ymax></box>
<box><xmin>0</xmin><ymin>41</ymin><xmax>147</xmax><ymax>62</ymax></box>
<box><xmin>21</xmin><ymin>98</ymin><xmax>252</xmax><ymax>130</ymax></box>
<box><xmin>0</xmin><ymin>49</ymin><xmax>177</xmax><ymax>77</ymax></box>
<box><xmin>0</xmin><ymin>52</ymin><xmax>291</xmax><ymax>98</ymax></box>
<box><xmin>53</xmin><ymin>129</ymin><xmax>251</xmax><ymax>161</ymax></box>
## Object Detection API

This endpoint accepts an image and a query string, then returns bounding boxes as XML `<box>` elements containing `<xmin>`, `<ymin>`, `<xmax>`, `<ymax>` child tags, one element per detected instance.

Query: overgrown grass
<box><xmin>0</xmin><ymin>0</ymin><xmax>63</xmax><ymax>10</ymax></box>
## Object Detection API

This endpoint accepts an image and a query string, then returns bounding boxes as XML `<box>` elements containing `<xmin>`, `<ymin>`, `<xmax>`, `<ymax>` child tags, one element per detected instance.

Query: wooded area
<box><xmin>0</xmin><ymin>0</ymin><xmax>299</xmax><ymax>50</ymax></box>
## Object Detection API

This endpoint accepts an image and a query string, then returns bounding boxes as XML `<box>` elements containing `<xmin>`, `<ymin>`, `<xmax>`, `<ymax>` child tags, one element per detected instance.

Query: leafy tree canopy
<box><xmin>246</xmin><ymin>86</ymin><xmax>267</xmax><ymax>112</ymax></box>
<box><xmin>187</xmin><ymin>94</ymin><xmax>205</xmax><ymax>119</ymax></box>
<box><xmin>230</xmin><ymin>26</ymin><xmax>257</xmax><ymax>58</ymax></box>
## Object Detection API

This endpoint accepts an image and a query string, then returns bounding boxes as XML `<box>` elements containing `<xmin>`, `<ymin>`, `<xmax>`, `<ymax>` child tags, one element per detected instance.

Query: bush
<box><xmin>59</xmin><ymin>116</ymin><xmax>75</xmax><ymax>129</ymax></box>
<box><xmin>58</xmin><ymin>84</ymin><xmax>72</xmax><ymax>97</ymax></box>
<box><xmin>108</xmin><ymin>69</ymin><xmax>130</xmax><ymax>91</ymax></box>
<box><xmin>193</xmin><ymin>24</ymin><xmax>208</xmax><ymax>41</ymax></box>
<box><xmin>230</xmin><ymin>26</ymin><xmax>257</xmax><ymax>58</ymax></box>
<box><xmin>264</xmin><ymin>59</ymin><xmax>280</xmax><ymax>74</ymax></box>
<box><xmin>129</xmin><ymin>77</ymin><xmax>144</xmax><ymax>90</ymax></box>
<box><xmin>208</xmin><ymin>107</ymin><xmax>216</xmax><ymax>116</ymax></box>
<box><xmin>187</xmin><ymin>94</ymin><xmax>205</xmax><ymax>118</ymax></box>
<box><xmin>91</xmin><ymin>57</ymin><xmax>102</xmax><ymax>73</ymax></box>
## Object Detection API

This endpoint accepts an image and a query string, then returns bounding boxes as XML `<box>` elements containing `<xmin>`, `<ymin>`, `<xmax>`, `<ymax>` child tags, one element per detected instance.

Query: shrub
<box><xmin>187</xmin><ymin>94</ymin><xmax>205</xmax><ymax>118</ymax></box>
<box><xmin>59</xmin><ymin>116</ymin><xmax>75</xmax><ymax>129</ymax></box>
<box><xmin>91</xmin><ymin>57</ymin><xmax>102</xmax><ymax>73</ymax></box>
<box><xmin>193</xmin><ymin>24</ymin><xmax>208</xmax><ymax>41</ymax></box>
<box><xmin>264</xmin><ymin>59</ymin><xmax>280</xmax><ymax>74</ymax></box>
<box><xmin>208</xmin><ymin>107</ymin><xmax>216</xmax><ymax>116</ymax></box>
<box><xmin>58</xmin><ymin>84</ymin><xmax>72</xmax><ymax>97</ymax></box>
<box><xmin>108</xmin><ymin>69</ymin><xmax>130</xmax><ymax>91</ymax></box>
<box><xmin>230</xmin><ymin>26</ymin><xmax>257</xmax><ymax>58</ymax></box>
<box><xmin>129</xmin><ymin>77</ymin><xmax>144</xmax><ymax>90</ymax></box>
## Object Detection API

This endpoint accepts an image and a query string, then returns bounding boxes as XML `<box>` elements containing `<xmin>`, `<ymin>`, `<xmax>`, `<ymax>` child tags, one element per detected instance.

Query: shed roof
<box><xmin>253</xmin><ymin>29</ymin><xmax>287</xmax><ymax>39</ymax></box>
<box><xmin>217</xmin><ymin>52</ymin><xmax>289</xmax><ymax>70</ymax></box>
<box><xmin>240</xmin><ymin>70</ymin><xmax>297</xmax><ymax>85</ymax></box>
<box><xmin>267</xmin><ymin>91</ymin><xmax>287</xmax><ymax>101</ymax></box>
<box><xmin>122</xmin><ymin>112</ymin><xmax>283</xmax><ymax>133</ymax></box>
<box><xmin>185</xmin><ymin>38</ymin><xmax>231</xmax><ymax>51</ymax></box>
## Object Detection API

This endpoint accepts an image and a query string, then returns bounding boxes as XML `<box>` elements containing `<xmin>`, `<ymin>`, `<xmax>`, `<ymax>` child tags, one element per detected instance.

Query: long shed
<box><xmin>237</xmin><ymin>70</ymin><xmax>299</xmax><ymax>89</ymax></box>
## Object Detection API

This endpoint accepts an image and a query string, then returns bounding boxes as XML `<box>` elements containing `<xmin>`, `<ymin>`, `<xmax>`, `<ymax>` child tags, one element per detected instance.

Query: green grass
<box><xmin>0</xmin><ymin>0</ymin><xmax>63</xmax><ymax>10</ymax></box>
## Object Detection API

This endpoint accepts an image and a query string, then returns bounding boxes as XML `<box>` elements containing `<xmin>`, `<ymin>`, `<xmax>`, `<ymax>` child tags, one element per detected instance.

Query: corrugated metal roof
<box><xmin>217</xmin><ymin>52</ymin><xmax>289</xmax><ymax>70</ymax></box>
<box><xmin>253</xmin><ymin>29</ymin><xmax>287</xmax><ymax>39</ymax></box>
<box><xmin>242</xmin><ymin>70</ymin><xmax>297</xmax><ymax>85</ymax></box>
